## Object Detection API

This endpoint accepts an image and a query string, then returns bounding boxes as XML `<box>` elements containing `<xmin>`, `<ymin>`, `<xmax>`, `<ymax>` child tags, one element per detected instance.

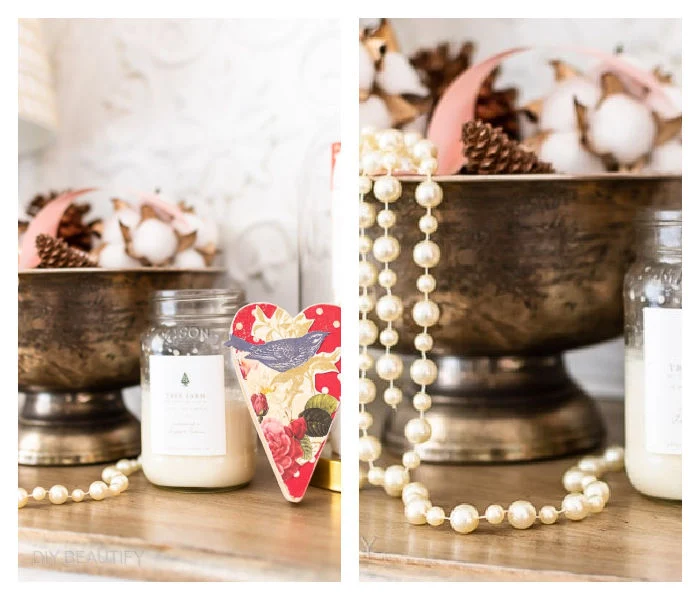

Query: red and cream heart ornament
<box><xmin>226</xmin><ymin>303</ymin><xmax>341</xmax><ymax>502</ymax></box>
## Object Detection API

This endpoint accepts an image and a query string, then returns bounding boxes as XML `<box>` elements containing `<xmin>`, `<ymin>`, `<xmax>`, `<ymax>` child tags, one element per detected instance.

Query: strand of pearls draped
<box><xmin>18</xmin><ymin>457</ymin><xmax>141</xmax><ymax>508</ymax></box>
<box><xmin>358</xmin><ymin>127</ymin><xmax>625</xmax><ymax>533</ymax></box>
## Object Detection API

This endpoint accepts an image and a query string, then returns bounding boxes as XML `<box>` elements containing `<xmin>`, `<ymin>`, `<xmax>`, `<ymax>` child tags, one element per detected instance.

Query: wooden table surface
<box><xmin>360</xmin><ymin>400</ymin><xmax>682</xmax><ymax>582</ymax></box>
<box><xmin>19</xmin><ymin>449</ymin><xmax>340</xmax><ymax>581</ymax></box>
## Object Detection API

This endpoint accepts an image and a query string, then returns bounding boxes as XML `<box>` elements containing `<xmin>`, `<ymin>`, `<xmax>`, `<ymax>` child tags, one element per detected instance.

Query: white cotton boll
<box><xmin>588</xmin><ymin>95</ymin><xmax>656</xmax><ymax>164</ymax></box>
<box><xmin>376</xmin><ymin>52</ymin><xmax>428</xmax><ymax>96</ymax></box>
<box><xmin>98</xmin><ymin>243</ymin><xmax>141</xmax><ymax>269</ymax></box>
<box><xmin>359</xmin><ymin>43</ymin><xmax>375</xmax><ymax>91</ymax></box>
<box><xmin>173</xmin><ymin>248</ymin><xmax>206</xmax><ymax>269</ymax></box>
<box><xmin>647</xmin><ymin>85</ymin><xmax>682</xmax><ymax>120</ymax></box>
<box><xmin>540</xmin><ymin>78</ymin><xmax>600</xmax><ymax>132</ymax></box>
<box><xmin>101</xmin><ymin>209</ymin><xmax>140</xmax><ymax>245</ymax></box>
<box><xmin>360</xmin><ymin>95</ymin><xmax>392</xmax><ymax>131</ymax></box>
<box><xmin>174</xmin><ymin>213</ymin><xmax>219</xmax><ymax>250</ymax></box>
<box><xmin>539</xmin><ymin>131</ymin><xmax>607</xmax><ymax>174</ymax></box>
<box><xmin>645</xmin><ymin>141</ymin><xmax>682</xmax><ymax>174</ymax></box>
<box><xmin>131</xmin><ymin>219</ymin><xmax>178</xmax><ymax>265</ymax></box>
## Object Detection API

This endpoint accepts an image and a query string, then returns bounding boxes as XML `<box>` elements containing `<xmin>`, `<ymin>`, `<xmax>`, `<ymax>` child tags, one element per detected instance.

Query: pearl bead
<box><xmin>367</xmin><ymin>466</ymin><xmax>385</xmax><ymax>486</ymax></box>
<box><xmin>585</xmin><ymin>495</ymin><xmax>606</xmax><ymax>513</ymax></box>
<box><xmin>18</xmin><ymin>488</ymin><xmax>28</xmax><ymax>509</ymax></box>
<box><xmin>381</xmin><ymin>152</ymin><xmax>399</xmax><ymax>171</ymax></box>
<box><xmin>384</xmin><ymin>386</ymin><xmax>403</xmax><ymax>407</ymax></box>
<box><xmin>539</xmin><ymin>505</ymin><xmax>559</xmax><ymax>524</ymax></box>
<box><xmin>358</xmin><ymin>319</ymin><xmax>378</xmax><ymax>346</ymax></box>
<box><xmin>604</xmin><ymin>445</ymin><xmax>625</xmax><ymax>471</ymax></box>
<box><xmin>376</xmin><ymin>353</ymin><xmax>403</xmax><ymax>381</ymax></box>
<box><xmin>359</xmin><ymin>234</ymin><xmax>372</xmax><ymax>254</ymax></box>
<box><xmin>507</xmin><ymin>500</ymin><xmax>537</xmax><ymax>529</ymax></box>
<box><xmin>31</xmin><ymin>486</ymin><xmax>46</xmax><ymax>501</ymax></box>
<box><xmin>376</xmin><ymin>129</ymin><xmax>403</xmax><ymax>151</ymax></box>
<box><xmin>373</xmin><ymin>176</ymin><xmax>402</xmax><ymax>203</ymax></box>
<box><xmin>359</xmin><ymin>201</ymin><xmax>375</xmax><ymax>228</ymax></box>
<box><xmin>405</xmin><ymin>417</ymin><xmax>432</xmax><ymax>444</ymax></box>
<box><xmin>358</xmin><ymin>351</ymin><xmax>373</xmax><ymax>371</ymax></box>
<box><xmin>403</xmin><ymin>131</ymin><xmax>421</xmax><ymax>148</ymax></box>
<box><xmin>415</xmin><ymin>180</ymin><xmax>443</xmax><ymax>208</ymax></box>
<box><xmin>359</xmin><ymin>377</ymin><xmax>376</xmax><ymax>404</ymax></box>
<box><xmin>412</xmin><ymin>337</ymin><xmax>433</xmax><ymax>359</ymax></box>
<box><xmin>580</xmin><ymin>475</ymin><xmax>597</xmax><ymax>489</ymax></box>
<box><xmin>413</xmin><ymin>139</ymin><xmax>437</xmax><ymax>161</ymax></box>
<box><xmin>562</xmin><ymin>493</ymin><xmax>589</xmax><ymax>520</ymax></box>
<box><xmin>359</xmin><ymin>294</ymin><xmax>375</xmax><ymax>314</ymax></box>
<box><xmin>383</xmin><ymin>465</ymin><xmax>409</xmax><ymax>497</ymax></box>
<box><xmin>111</xmin><ymin>475</ymin><xmax>129</xmax><ymax>493</ymax></box>
<box><xmin>361</xmin><ymin>150</ymin><xmax>382</xmax><ymax>174</ymax></box>
<box><xmin>379</xmin><ymin>327</ymin><xmax>399</xmax><ymax>347</ymax></box>
<box><xmin>48</xmin><ymin>485</ymin><xmax>69</xmax><ymax>505</ymax></box>
<box><xmin>402</xmin><ymin>450</ymin><xmax>421</xmax><ymax>470</ymax></box>
<box><xmin>416</xmin><ymin>273</ymin><xmax>436</xmax><ymax>294</ymax></box>
<box><xmin>71</xmin><ymin>489</ymin><xmax>86</xmax><ymax>503</ymax></box>
<box><xmin>405</xmin><ymin>498</ymin><xmax>431</xmax><ymax>525</ymax></box>
<box><xmin>583</xmin><ymin>481</ymin><xmax>610</xmax><ymax>504</ymax></box>
<box><xmin>410</xmin><ymin>358</ymin><xmax>438</xmax><ymax>386</ymax></box>
<box><xmin>376</xmin><ymin>295</ymin><xmax>403</xmax><ymax>322</ymax></box>
<box><xmin>358</xmin><ymin>435</ymin><xmax>382</xmax><ymax>462</ymax></box>
<box><xmin>419</xmin><ymin>157</ymin><xmax>439</xmax><ymax>175</ymax></box>
<box><xmin>358</xmin><ymin>261</ymin><xmax>377</xmax><ymax>287</ymax></box>
<box><xmin>102</xmin><ymin>466</ymin><xmax>120</xmax><ymax>484</ymax></box>
<box><xmin>376</xmin><ymin>208</ymin><xmax>396</xmax><ymax>229</ymax></box>
<box><xmin>359</xmin><ymin>175</ymin><xmax>372</xmax><ymax>195</ymax></box>
<box><xmin>402</xmin><ymin>482</ymin><xmax>430</xmax><ymax>505</ymax></box>
<box><xmin>562</xmin><ymin>468</ymin><xmax>585</xmax><ymax>492</ymax></box>
<box><xmin>378</xmin><ymin>268</ymin><xmax>397</xmax><ymax>288</ymax></box>
<box><xmin>116</xmin><ymin>459</ymin><xmax>132</xmax><ymax>474</ymax></box>
<box><xmin>358</xmin><ymin>411</ymin><xmax>373</xmax><ymax>430</ymax></box>
<box><xmin>450</xmin><ymin>504</ymin><xmax>479</xmax><ymax>534</ymax></box>
<box><xmin>578</xmin><ymin>456</ymin><xmax>603</xmax><ymax>476</ymax></box>
<box><xmin>485</xmin><ymin>504</ymin><xmax>505</xmax><ymax>525</ymax></box>
<box><xmin>426</xmin><ymin>506</ymin><xmax>445</xmax><ymax>526</ymax></box>
<box><xmin>413</xmin><ymin>392</ymin><xmax>432</xmax><ymax>412</ymax></box>
<box><xmin>373</xmin><ymin>235</ymin><xmax>401</xmax><ymax>262</ymax></box>
<box><xmin>419</xmin><ymin>214</ymin><xmax>438</xmax><ymax>234</ymax></box>
<box><xmin>412</xmin><ymin>299</ymin><xmax>440</xmax><ymax>327</ymax></box>
<box><xmin>413</xmin><ymin>240</ymin><xmax>441</xmax><ymax>269</ymax></box>
<box><xmin>89</xmin><ymin>481</ymin><xmax>109</xmax><ymax>501</ymax></box>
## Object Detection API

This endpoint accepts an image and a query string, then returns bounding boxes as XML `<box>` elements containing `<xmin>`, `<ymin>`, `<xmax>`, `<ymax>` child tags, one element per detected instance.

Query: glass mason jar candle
<box><xmin>140</xmin><ymin>289</ymin><xmax>256</xmax><ymax>491</ymax></box>
<box><xmin>623</xmin><ymin>209</ymin><xmax>681</xmax><ymax>500</ymax></box>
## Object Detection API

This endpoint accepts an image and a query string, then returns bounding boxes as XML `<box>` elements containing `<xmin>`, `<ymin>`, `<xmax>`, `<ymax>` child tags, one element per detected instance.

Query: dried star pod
<box><xmin>461</xmin><ymin>120</ymin><xmax>554</xmax><ymax>175</ymax></box>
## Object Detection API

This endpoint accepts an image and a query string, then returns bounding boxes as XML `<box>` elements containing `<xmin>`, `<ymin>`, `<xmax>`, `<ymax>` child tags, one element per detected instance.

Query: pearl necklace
<box><xmin>358</xmin><ymin>127</ymin><xmax>624</xmax><ymax>532</ymax></box>
<box><xmin>18</xmin><ymin>457</ymin><xmax>140</xmax><ymax>509</ymax></box>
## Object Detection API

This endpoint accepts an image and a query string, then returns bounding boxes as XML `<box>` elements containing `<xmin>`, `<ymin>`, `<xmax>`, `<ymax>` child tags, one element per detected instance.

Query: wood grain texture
<box><xmin>18</xmin><ymin>450</ymin><xmax>340</xmax><ymax>581</ymax></box>
<box><xmin>360</xmin><ymin>400</ymin><xmax>681</xmax><ymax>582</ymax></box>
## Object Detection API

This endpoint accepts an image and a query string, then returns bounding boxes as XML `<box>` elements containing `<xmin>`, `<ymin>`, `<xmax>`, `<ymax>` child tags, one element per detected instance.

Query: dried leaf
<box><xmin>550</xmin><ymin>59</ymin><xmax>581</xmax><ymax>82</ymax></box>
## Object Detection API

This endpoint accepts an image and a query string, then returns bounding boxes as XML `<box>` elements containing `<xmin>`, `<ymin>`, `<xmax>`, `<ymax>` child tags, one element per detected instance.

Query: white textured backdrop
<box><xmin>388</xmin><ymin>18</ymin><xmax>682</xmax><ymax>397</ymax></box>
<box><xmin>19</xmin><ymin>18</ymin><xmax>341</xmax><ymax>312</ymax></box>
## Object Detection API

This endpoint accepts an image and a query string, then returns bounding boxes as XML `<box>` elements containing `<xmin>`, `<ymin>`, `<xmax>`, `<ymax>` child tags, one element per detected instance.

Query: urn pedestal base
<box><xmin>18</xmin><ymin>390</ymin><xmax>141</xmax><ymax>466</ymax></box>
<box><xmin>381</xmin><ymin>354</ymin><xmax>606</xmax><ymax>463</ymax></box>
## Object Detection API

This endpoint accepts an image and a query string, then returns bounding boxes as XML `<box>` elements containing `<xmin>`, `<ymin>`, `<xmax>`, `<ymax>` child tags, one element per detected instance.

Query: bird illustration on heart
<box><xmin>226</xmin><ymin>302</ymin><xmax>341</xmax><ymax>502</ymax></box>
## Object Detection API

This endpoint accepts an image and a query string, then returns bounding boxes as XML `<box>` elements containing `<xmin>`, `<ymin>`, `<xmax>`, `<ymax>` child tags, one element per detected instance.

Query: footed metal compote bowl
<box><xmin>18</xmin><ymin>267</ymin><xmax>225</xmax><ymax>465</ymax></box>
<box><xmin>369</xmin><ymin>174</ymin><xmax>680</xmax><ymax>463</ymax></box>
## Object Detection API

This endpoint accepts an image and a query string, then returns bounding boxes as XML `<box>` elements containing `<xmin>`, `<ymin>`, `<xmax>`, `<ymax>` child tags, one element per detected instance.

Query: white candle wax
<box><xmin>624</xmin><ymin>350</ymin><xmax>681</xmax><ymax>500</ymax></box>
<box><xmin>141</xmin><ymin>388</ymin><xmax>257</xmax><ymax>489</ymax></box>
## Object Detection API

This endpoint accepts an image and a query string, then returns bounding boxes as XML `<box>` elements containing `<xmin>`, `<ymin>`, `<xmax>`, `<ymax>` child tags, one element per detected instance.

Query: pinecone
<box><xmin>36</xmin><ymin>234</ymin><xmax>97</xmax><ymax>268</ymax></box>
<box><xmin>461</xmin><ymin>120</ymin><xmax>554</xmax><ymax>175</ymax></box>
<box><xmin>24</xmin><ymin>190</ymin><xmax>94</xmax><ymax>251</ymax></box>
<box><xmin>410</xmin><ymin>43</ymin><xmax>521</xmax><ymax>140</ymax></box>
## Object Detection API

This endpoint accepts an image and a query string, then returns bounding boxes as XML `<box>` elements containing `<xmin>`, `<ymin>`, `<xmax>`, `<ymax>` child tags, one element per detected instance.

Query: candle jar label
<box><xmin>643</xmin><ymin>307</ymin><xmax>682</xmax><ymax>455</ymax></box>
<box><xmin>149</xmin><ymin>355</ymin><xmax>227</xmax><ymax>456</ymax></box>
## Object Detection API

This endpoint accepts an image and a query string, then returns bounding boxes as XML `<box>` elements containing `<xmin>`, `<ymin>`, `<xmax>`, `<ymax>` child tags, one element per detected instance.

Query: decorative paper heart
<box><xmin>226</xmin><ymin>302</ymin><xmax>341</xmax><ymax>503</ymax></box>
